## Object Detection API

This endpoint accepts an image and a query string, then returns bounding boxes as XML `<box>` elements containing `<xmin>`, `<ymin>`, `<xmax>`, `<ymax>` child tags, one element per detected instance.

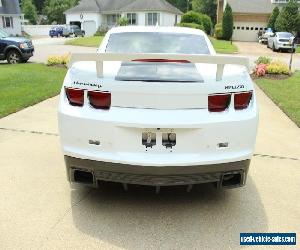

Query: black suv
<box><xmin>0</xmin><ymin>28</ymin><xmax>34</xmax><ymax>64</ymax></box>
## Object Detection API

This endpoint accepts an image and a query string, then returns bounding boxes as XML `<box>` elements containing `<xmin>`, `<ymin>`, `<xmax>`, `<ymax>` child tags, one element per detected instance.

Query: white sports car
<box><xmin>58</xmin><ymin>26</ymin><xmax>259</xmax><ymax>190</ymax></box>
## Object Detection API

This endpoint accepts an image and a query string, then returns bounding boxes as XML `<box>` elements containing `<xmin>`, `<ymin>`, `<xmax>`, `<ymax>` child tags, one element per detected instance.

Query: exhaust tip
<box><xmin>73</xmin><ymin>169</ymin><xmax>94</xmax><ymax>185</ymax></box>
<box><xmin>221</xmin><ymin>171</ymin><xmax>244</xmax><ymax>188</ymax></box>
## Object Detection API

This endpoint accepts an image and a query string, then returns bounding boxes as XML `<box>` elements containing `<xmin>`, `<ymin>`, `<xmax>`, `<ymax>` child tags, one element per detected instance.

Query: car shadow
<box><xmin>70</xmin><ymin>176</ymin><xmax>267</xmax><ymax>249</ymax></box>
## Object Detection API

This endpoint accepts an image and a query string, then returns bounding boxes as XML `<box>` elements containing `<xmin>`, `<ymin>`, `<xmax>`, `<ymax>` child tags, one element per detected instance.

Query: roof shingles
<box><xmin>0</xmin><ymin>0</ymin><xmax>21</xmax><ymax>15</ymax></box>
<box><xmin>65</xmin><ymin>0</ymin><xmax>182</xmax><ymax>15</ymax></box>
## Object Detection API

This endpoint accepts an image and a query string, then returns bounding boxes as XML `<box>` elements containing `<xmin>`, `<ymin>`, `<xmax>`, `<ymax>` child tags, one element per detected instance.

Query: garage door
<box><xmin>82</xmin><ymin>21</ymin><xmax>97</xmax><ymax>36</ymax></box>
<box><xmin>233</xmin><ymin>22</ymin><xmax>267</xmax><ymax>42</ymax></box>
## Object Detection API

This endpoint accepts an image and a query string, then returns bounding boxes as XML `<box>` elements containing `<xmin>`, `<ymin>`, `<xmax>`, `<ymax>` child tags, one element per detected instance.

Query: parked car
<box><xmin>62</xmin><ymin>25</ymin><xmax>85</xmax><ymax>38</ymax></box>
<box><xmin>267</xmin><ymin>32</ymin><xmax>295</xmax><ymax>52</ymax></box>
<box><xmin>259</xmin><ymin>30</ymin><xmax>274</xmax><ymax>44</ymax></box>
<box><xmin>0</xmin><ymin>28</ymin><xmax>34</xmax><ymax>64</ymax></box>
<box><xmin>58</xmin><ymin>26</ymin><xmax>258</xmax><ymax>190</ymax></box>
<box><xmin>49</xmin><ymin>26</ymin><xmax>64</xmax><ymax>38</ymax></box>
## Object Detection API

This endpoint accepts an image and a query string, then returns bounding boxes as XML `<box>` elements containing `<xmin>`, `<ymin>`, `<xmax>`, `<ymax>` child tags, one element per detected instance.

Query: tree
<box><xmin>44</xmin><ymin>0</ymin><xmax>78</xmax><ymax>24</ymax></box>
<box><xmin>222</xmin><ymin>3</ymin><xmax>233</xmax><ymax>40</ymax></box>
<box><xmin>192</xmin><ymin>0</ymin><xmax>217</xmax><ymax>24</ymax></box>
<box><xmin>275</xmin><ymin>0</ymin><xmax>300</xmax><ymax>33</ymax></box>
<box><xmin>268</xmin><ymin>7</ymin><xmax>280</xmax><ymax>31</ymax></box>
<box><xmin>167</xmin><ymin>0</ymin><xmax>191</xmax><ymax>13</ymax></box>
<box><xmin>22</xmin><ymin>0</ymin><xmax>38</xmax><ymax>24</ymax></box>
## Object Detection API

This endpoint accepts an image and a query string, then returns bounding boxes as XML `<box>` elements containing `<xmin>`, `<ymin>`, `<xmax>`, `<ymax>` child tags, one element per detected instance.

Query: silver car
<box><xmin>267</xmin><ymin>32</ymin><xmax>295</xmax><ymax>52</ymax></box>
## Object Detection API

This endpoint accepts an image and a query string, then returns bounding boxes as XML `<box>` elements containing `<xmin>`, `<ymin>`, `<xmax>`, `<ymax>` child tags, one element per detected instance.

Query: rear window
<box><xmin>106</xmin><ymin>32</ymin><xmax>210</xmax><ymax>54</ymax></box>
<box><xmin>278</xmin><ymin>32</ymin><xmax>293</xmax><ymax>38</ymax></box>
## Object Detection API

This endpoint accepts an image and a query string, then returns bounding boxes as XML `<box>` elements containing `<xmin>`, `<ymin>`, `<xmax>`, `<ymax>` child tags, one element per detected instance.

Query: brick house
<box><xmin>217</xmin><ymin>0</ymin><xmax>300</xmax><ymax>42</ymax></box>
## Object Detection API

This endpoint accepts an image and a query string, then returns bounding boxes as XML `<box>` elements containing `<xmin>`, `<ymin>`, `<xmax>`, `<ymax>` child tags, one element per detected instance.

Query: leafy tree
<box><xmin>167</xmin><ymin>0</ymin><xmax>191</xmax><ymax>13</ymax></box>
<box><xmin>181</xmin><ymin>11</ymin><xmax>203</xmax><ymax>25</ymax></box>
<box><xmin>117</xmin><ymin>17</ymin><xmax>129</xmax><ymax>26</ymax></box>
<box><xmin>222</xmin><ymin>3</ymin><xmax>233</xmax><ymax>40</ymax></box>
<box><xmin>22</xmin><ymin>0</ymin><xmax>38</xmax><ymax>24</ymax></box>
<box><xmin>33</xmin><ymin>0</ymin><xmax>46</xmax><ymax>13</ymax></box>
<box><xmin>268</xmin><ymin>7</ymin><xmax>280</xmax><ymax>31</ymax></box>
<box><xmin>275</xmin><ymin>0</ymin><xmax>300</xmax><ymax>33</ymax></box>
<box><xmin>192</xmin><ymin>0</ymin><xmax>217</xmax><ymax>24</ymax></box>
<box><xmin>44</xmin><ymin>0</ymin><xmax>78</xmax><ymax>24</ymax></box>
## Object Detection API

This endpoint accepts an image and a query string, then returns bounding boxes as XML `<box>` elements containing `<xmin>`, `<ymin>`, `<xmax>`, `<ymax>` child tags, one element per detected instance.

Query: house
<box><xmin>64</xmin><ymin>0</ymin><xmax>182</xmax><ymax>36</ymax></box>
<box><xmin>217</xmin><ymin>0</ymin><xmax>300</xmax><ymax>42</ymax></box>
<box><xmin>0</xmin><ymin>0</ymin><xmax>22</xmax><ymax>36</ymax></box>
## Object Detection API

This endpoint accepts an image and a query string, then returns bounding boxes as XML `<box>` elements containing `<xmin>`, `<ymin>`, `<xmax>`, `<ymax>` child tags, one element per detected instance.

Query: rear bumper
<box><xmin>65</xmin><ymin>156</ymin><xmax>250</xmax><ymax>188</ymax></box>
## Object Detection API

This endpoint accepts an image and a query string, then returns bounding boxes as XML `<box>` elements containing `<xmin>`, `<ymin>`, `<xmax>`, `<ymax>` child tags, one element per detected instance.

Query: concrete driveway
<box><xmin>30</xmin><ymin>37</ymin><xmax>97</xmax><ymax>63</ymax></box>
<box><xmin>0</xmin><ymin>85</ymin><xmax>299</xmax><ymax>249</ymax></box>
<box><xmin>234</xmin><ymin>41</ymin><xmax>300</xmax><ymax>69</ymax></box>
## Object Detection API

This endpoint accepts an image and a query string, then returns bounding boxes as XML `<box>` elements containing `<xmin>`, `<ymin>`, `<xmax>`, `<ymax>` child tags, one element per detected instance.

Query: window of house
<box><xmin>237</xmin><ymin>27</ymin><xmax>240</xmax><ymax>30</ymax></box>
<box><xmin>107</xmin><ymin>14</ymin><xmax>121</xmax><ymax>26</ymax></box>
<box><xmin>251</xmin><ymin>27</ymin><xmax>254</xmax><ymax>30</ymax></box>
<box><xmin>127</xmin><ymin>13</ymin><xmax>137</xmax><ymax>25</ymax></box>
<box><xmin>246</xmin><ymin>27</ymin><xmax>249</xmax><ymax>30</ymax></box>
<box><xmin>2</xmin><ymin>17</ymin><xmax>14</xmax><ymax>28</ymax></box>
<box><xmin>145</xmin><ymin>13</ymin><xmax>160</xmax><ymax>26</ymax></box>
<box><xmin>255</xmin><ymin>27</ymin><xmax>259</xmax><ymax>30</ymax></box>
<box><xmin>241</xmin><ymin>27</ymin><xmax>244</xmax><ymax>30</ymax></box>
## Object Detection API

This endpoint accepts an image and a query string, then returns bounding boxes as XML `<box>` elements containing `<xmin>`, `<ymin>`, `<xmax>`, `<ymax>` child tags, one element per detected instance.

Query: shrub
<box><xmin>47</xmin><ymin>54</ymin><xmax>70</xmax><ymax>67</ymax></box>
<box><xmin>255</xmin><ymin>56</ymin><xmax>272</xmax><ymax>65</ymax></box>
<box><xmin>177</xmin><ymin>22</ymin><xmax>205</xmax><ymax>31</ymax></box>
<box><xmin>222</xmin><ymin>3</ymin><xmax>233</xmax><ymax>40</ymax></box>
<box><xmin>117</xmin><ymin>17</ymin><xmax>129</xmax><ymax>26</ymax></box>
<box><xmin>94</xmin><ymin>26</ymin><xmax>108</xmax><ymax>36</ymax></box>
<box><xmin>214</xmin><ymin>23</ymin><xmax>223</xmax><ymax>39</ymax></box>
<box><xmin>268</xmin><ymin>7</ymin><xmax>280</xmax><ymax>31</ymax></box>
<box><xmin>181</xmin><ymin>11</ymin><xmax>203</xmax><ymax>26</ymax></box>
<box><xmin>199</xmin><ymin>13</ymin><xmax>213</xmax><ymax>35</ymax></box>
<box><xmin>256</xmin><ymin>64</ymin><xmax>267</xmax><ymax>77</ymax></box>
<box><xmin>267</xmin><ymin>60</ymin><xmax>289</xmax><ymax>75</ymax></box>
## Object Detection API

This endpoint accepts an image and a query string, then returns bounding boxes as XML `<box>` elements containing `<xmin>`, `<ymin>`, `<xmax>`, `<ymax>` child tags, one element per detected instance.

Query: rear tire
<box><xmin>6</xmin><ymin>50</ymin><xmax>22</xmax><ymax>64</ymax></box>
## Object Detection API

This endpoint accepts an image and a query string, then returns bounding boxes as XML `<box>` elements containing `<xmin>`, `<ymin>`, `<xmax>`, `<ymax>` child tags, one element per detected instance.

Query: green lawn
<box><xmin>296</xmin><ymin>46</ymin><xmax>300</xmax><ymax>53</ymax></box>
<box><xmin>65</xmin><ymin>36</ymin><xmax>104</xmax><ymax>47</ymax></box>
<box><xmin>210</xmin><ymin>37</ymin><xmax>238</xmax><ymax>54</ymax></box>
<box><xmin>255</xmin><ymin>71</ymin><xmax>300</xmax><ymax>127</ymax></box>
<box><xmin>0</xmin><ymin>63</ymin><xmax>67</xmax><ymax>118</ymax></box>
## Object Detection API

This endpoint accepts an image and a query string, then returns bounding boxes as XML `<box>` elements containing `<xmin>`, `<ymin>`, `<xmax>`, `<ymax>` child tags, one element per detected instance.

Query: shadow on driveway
<box><xmin>70</xmin><ymin>176</ymin><xmax>267</xmax><ymax>249</ymax></box>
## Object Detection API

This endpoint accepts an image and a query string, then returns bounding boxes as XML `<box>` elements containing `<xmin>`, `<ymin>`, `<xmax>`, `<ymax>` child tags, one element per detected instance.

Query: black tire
<box><xmin>21</xmin><ymin>59</ymin><xmax>29</xmax><ymax>63</ymax></box>
<box><xmin>6</xmin><ymin>50</ymin><xmax>22</xmax><ymax>64</ymax></box>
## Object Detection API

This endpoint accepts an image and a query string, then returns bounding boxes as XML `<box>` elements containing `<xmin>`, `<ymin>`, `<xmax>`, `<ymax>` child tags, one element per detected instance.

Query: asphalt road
<box><xmin>0</xmin><ymin>85</ymin><xmax>299</xmax><ymax>249</ymax></box>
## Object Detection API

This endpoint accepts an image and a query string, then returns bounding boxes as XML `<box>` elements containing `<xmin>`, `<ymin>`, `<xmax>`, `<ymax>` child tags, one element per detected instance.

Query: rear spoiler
<box><xmin>68</xmin><ymin>53</ymin><xmax>250</xmax><ymax>81</ymax></box>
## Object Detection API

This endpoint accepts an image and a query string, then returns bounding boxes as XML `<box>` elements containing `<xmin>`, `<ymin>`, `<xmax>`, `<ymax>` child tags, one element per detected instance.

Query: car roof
<box><xmin>108</xmin><ymin>26</ymin><xmax>207</xmax><ymax>36</ymax></box>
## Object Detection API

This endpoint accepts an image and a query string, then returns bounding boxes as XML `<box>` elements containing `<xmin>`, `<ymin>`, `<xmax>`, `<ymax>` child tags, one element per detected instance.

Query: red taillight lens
<box><xmin>65</xmin><ymin>88</ymin><xmax>84</xmax><ymax>107</ymax></box>
<box><xmin>88</xmin><ymin>91</ymin><xmax>111</xmax><ymax>110</ymax></box>
<box><xmin>234</xmin><ymin>92</ymin><xmax>252</xmax><ymax>110</ymax></box>
<box><xmin>132</xmin><ymin>59</ymin><xmax>191</xmax><ymax>63</ymax></box>
<box><xmin>208</xmin><ymin>94</ymin><xmax>231</xmax><ymax>112</ymax></box>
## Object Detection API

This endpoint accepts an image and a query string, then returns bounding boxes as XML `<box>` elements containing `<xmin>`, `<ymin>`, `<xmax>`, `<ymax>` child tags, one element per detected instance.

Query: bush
<box><xmin>199</xmin><ymin>14</ymin><xmax>213</xmax><ymax>35</ymax></box>
<box><xmin>47</xmin><ymin>54</ymin><xmax>70</xmax><ymax>67</ymax></box>
<box><xmin>255</xmin><ymin>56</ymin><xmax>272</xmax><ymax>65</ymax></box>
<box><xmin>267</xmin><ymin>60</ymin><xmax>289</xmax><ymax>75</ymax></box>
<box><xmin>256</xmin><ymin>64</ymin><xmax>267</xmax><ymax>77</ymax></box>
<box><xmin>177</xmin><ymin>22</ymin><xmax>205</xmax><ymax>31</ymax></box>
<box><xmin>94</xmin><ymin>26</ymin><xmax>108</xmax><ymax>37</ymax></box>
<box><xmin>222</xmin><ymin>3</ymin><xmax>233</xmax><ymax>40</ymax></box>
<box><xmin>117</xmin><ymin>17</ymin><xmax>129</xmax><ymax>26</ymax></box>
<box><xmin>268</xmin><ymin>7</ymin><xmax>280</xmax><ymax>31</ymax></box>
<box><xmin>275</xmin><ymin>0</ymin><xmax>300</xmax><ymax>32</ymax></box>
<box><xmin>214</xmin><ymin>23</ymin><xmax>223</xmax><ymax>39</ymax></box>
<box><xmin>181</xmin><ymin>11</ymin><xmax>203</xmax><ymax>25</ymax></box>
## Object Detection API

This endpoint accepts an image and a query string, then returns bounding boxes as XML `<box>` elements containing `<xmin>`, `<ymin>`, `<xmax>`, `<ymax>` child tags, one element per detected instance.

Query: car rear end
<box><xmin>58</xmin><ymin>27</ymin><xmax>258</xmax><ymax>190</ymax></box>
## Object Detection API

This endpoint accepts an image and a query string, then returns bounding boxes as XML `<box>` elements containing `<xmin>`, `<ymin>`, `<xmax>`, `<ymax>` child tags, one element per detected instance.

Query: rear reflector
<box><xmin>234</xmin><ymin>92</ymin><xmax>252</xmax><ymax>110</ymax></box>
<box><xmin>88</xmin><ymin>91</ymin><xmax>111</xmax><ymax>110</ymax></box>
<box><xmin>208</xmin><ymin>94</ymin><xmax>231</xmax><ymax>112</ymax></box>
<box><xmin>65</xmin><ymin>88</ymin><xmax>84</xmax><ymax>107</ymax></box>
<box><xmin>132</xmin><ymin>59</ymin><xmax>191</xmax><ymax>63</ymax></box>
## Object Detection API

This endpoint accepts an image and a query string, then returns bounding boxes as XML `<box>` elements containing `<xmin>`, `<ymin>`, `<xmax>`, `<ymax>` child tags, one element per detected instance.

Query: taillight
<box><xmin>132</xmin><ymin>59</ymin><xmax>191</xmax><ymax>63</ymax></box>
<box><xmin>65</xmin><ymin>87</ymin><xmax>84</xmax><ymax>107</ymax></box>
<box><xmin>208</xmin><ymin>94</ymin><xmax>231</xmax><ymax>112</ymax></box>
<box><xmin>234</xmin><ymin>92</ymin><xmax>252</xmax><ymax>110</ymax></box>
<box><xmin>88</xmin><ymin>91</ymin><xmax>111</xmax><ymax>110</ymax></box>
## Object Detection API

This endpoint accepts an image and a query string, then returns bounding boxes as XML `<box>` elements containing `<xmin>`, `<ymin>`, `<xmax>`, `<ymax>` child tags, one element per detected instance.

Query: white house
<box><xmin>64</xmin><ymin>0</ymin><xmax>182</xmax><ymax>36</ymax></box>
<box><xmin>0</xmin><ymin>0</ymin><xmax>22</xmax><ymax>36</ymax></box>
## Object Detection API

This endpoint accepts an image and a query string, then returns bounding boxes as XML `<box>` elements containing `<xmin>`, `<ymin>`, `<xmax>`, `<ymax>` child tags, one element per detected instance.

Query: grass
<box><xmin>210</xmin><ymin>37</ymin><xmax>238</xmax><ymax>54</ymax></box>
<box><xmin>0</xmin><ymin>63</ymin><xmax>67</xmax><ymax>118</ymax></box>
<box><xmin>255</xmin><ymin>71</ymin><xmax>300</xmax><ymax>127</ymax></box>
<box><xmin>296</xmin><ymin>46</ymin><xmax>300</xmax><ymax>53</ymax></box>
<box><xmin>65</xmin><ymin>36</ymin><xmax>104</xmax><ymax>47</ymax></box>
